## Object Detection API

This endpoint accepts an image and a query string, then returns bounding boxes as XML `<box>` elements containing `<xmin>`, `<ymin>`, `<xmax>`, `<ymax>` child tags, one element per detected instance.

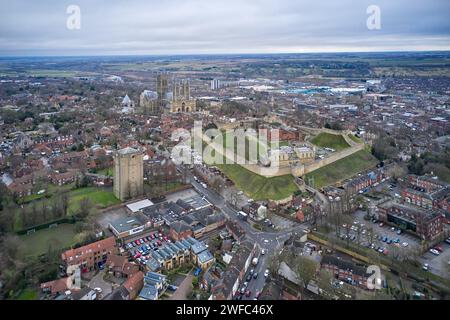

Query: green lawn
<box><xmin>68</xmin><ymin>187</ymin><xmax>120</xmax><ymax>214</ymax></box>
<box><xmin>216</xmin><ymin>164</ymin><xmax>298</xmax><ymax>200</ymax></box>
<box><xmin>311</xmin><ymin>132</ymin><xmax>350</xmax><ymax>151</ymax></box>
<box><xmin>18</xmin><ymin>223</ymin><xmax>77</xmax><ymax>258</ymax></box>
<box><xmin>15</xmin><ymin>288</ymin><xmax>39</xmax><ymax>300</ymax></box>
<box><xmin>14</xmin><ymin>187</ymin><xmax>120</xmax><ymax>230</ymax></box>
<box><xmin>348</xmin><ymin>134</ymin><xmax>363</xmax><ymax>144</ymax></box>
<box><xmin>96</xmin><ymin>167</ymin><xmax>114</xmax><ymax>177</ymax></box>
<box><xmin>305</xmin><ymin>150</ymin><xmax>378</xmax><ymax>188</ymax></box>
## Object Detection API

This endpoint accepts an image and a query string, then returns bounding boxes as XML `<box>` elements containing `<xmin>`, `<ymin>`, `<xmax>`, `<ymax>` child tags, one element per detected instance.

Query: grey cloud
<box><xmin>0</xmin><ymin>0</ymin><xmax>449</xmax><ymax>55</ymax></box>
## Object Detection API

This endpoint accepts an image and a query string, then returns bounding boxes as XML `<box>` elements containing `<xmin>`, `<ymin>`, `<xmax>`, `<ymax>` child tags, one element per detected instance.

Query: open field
<box><xmin>18</xmin><ymin>223</ymin><xmax>77</xmax><ymax>258</ymax></box>
<box><xmin>14</xmin><ymin>186</ymin><xmax>120</xmax><ymax>230</ymax></box>
<box><xmin>67</xmin><ymin>187</ymin><xmax>120</xmax><ymax>214</ymax></box>
<box><xmin>305</xmin><ymin>150</ymin><xmax>378</xmax><ymax>188</ymax></box>
<box><xmin>311</xmin><ymin>132</ymin><xmax>350</xmax><ymax>151</ymax></box>
<box><xmin>216</xmin><ymin>164</ymin><xmax>297</xmax><ymax>200</ymax></box>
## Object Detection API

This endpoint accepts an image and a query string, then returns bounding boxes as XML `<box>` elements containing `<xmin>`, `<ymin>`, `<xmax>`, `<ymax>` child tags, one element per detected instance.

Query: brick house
<box><xmin>61</xmin><ymin>237</ymin><xmax>117</xmax><ymax>272</ymax></box>
<box><xmin>377</xmin><ymin>200</ymin><xmax>444</xmax><ymax>241</ymax></box>
<box><xmin>321</xmin><ymin>255</ymin><xmax>370</xmax><ymax>289</ymax></box>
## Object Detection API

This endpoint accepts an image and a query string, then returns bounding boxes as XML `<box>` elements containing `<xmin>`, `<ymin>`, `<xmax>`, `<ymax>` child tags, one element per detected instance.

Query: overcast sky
<box><xmin>1</xmin><ymin>0</ymin><xmax>449</xmax><ymax>56</ymax></box>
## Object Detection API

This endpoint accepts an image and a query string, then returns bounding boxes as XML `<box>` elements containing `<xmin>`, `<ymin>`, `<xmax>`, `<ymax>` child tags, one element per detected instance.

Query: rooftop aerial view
<box><xmin>0</xmin><ymin>0</ymin><xmax>449</xmax><ymax>309</ymax></box>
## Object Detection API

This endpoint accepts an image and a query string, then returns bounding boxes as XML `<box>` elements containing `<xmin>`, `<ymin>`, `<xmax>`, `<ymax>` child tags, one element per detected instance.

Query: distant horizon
<box><xmin>1</xmin><ymin>49</ymin><xmax>450</xmax><ymax>60</ymax></box>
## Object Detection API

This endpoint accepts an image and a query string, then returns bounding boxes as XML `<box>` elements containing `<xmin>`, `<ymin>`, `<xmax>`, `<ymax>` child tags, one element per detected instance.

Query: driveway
<box><xmin>169</xmin><ymin>271</ymin><xmax>194</xmax><ymax>300</ymax></box>
<box><xmin>88</xmin><ymin>270</ymin><xmax>113</xmax><ymax>299</ymax></box>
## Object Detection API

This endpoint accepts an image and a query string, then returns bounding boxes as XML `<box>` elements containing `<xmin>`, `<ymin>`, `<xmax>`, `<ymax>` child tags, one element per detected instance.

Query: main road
<box><xmin>187</xmin><ymin>171</ymin><xmax>312</xmax><ymax>299</ymax></box>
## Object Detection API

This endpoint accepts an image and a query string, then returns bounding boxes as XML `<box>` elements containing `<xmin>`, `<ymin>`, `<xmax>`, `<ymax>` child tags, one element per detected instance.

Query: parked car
<box><xmin>430</xmin><ymin>249</ymin><xmax>440</xmax><ymax>255</ymax></box>
<box><xmin>379</xmin><ymin>223</ymin><xmax>384</xmax><ymax>227</ymax></box>
<box><xmin>396</xmin><ymin>229</ymin><xmax>402</xmax><ymax>235</ymax></box>
<box><xmin>422</xmin><ymin>263</ymin><xmax>429</xmax><ymax>271</ymax></box>
<box><xmin>445</xmin><ymin>238</ymin><xmax>450</xmax><ymax>245</ymax></box>
<box><xmin>264</xmin><ymin>269</ymin><xmax>270</xmax><ymax>278</ymax></box>
<box><xmin>402</xmin><ymin>242</ymin><xmax>409</xmax><ymax>247</ymax></box>
<box><xmin>245</xmin><ymin>290</ymin><xmax>251</xmax><ymax>297</ymax></box>
<box><xmin>434</xmin><ymin>245</ymin><xmax>443</xmax><ymax>253</ymax></box>
<box><xmin>253</xmin><ymin>272</ymin><xmax>258</xmax><ymax>279</ymax></box>
<box><xmin>246</xmin><ymin>274</ymin><xmax>253</xmax><ymax>282</ymax></box>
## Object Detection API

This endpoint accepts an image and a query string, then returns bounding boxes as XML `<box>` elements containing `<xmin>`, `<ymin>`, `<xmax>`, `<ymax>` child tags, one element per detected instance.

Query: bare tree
<box><xmin>295</xmin><ymin>256</ymin><xmax>319</xmax><ymax>294</ymax></box>
<box><xmin>229</xmin><ymin>189</ymin><xmax>241</xmax><ymax>209</ymax></box>
<box><xmin>76</xmin><ymin>198</ymin><xmax>93</xmax><ymax>219</ymax></box>
<box><xmin>0</xmin><ymin>204</ymin><xmax>16</xmax><ymax>233</ymax></box>
<box><xmin>61</xmin><ymin>193</ymin><xmax>69</xmax><ymax>218</ymax></box>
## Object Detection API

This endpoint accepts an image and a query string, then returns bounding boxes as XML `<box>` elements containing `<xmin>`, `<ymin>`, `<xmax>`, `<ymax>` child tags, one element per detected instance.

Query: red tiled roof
<box><xmin>62</xmin><ymin>237</ymin><xmax>116</xmax><ymax>264</ymax></box>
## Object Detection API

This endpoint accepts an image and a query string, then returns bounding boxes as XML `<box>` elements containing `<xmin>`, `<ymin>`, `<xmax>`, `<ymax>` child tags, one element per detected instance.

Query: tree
<box><xmin>316</xmin><ymin>269</ymin><xmax>337</xmax><ymax>299</ymax></box>
<box><xmin>295</xmin><ymin>256</ymin><xmax>319</xmax><ymax>293</ymax></box>
<box><xmin>210</xmin><ymin>176</ymin><xmax>222</xmax><ymax>194</ymax></box>
<box><xmin>192</xmin><ymin>277</ymin><xmax>199</xmax><ymax>289</ymax></box>
<box><xmin>0</xmin><ymin>204</ymin><xmax>16</xmax><ymax>233</ymax></box>
<box><xmin>61</xmin><ymin>193</ymin><xmax>69</xmax><ymax>218</ymax></box>
<box><xmin>229</xmin><ymin>190</ymin><xmax>241</xmax><ymax>209</ymax></box>
<box><xmin>365</xmin><ymin>226</ymin><xmax>375</xmax><ymax>246</ymax></box>
<box><xmin>76</xmin><ymin>198</ymin><xmax>92</xmax><ymax>219</ymax></box>
<box><xmin>30</xmin><ymin>202</ymin><xmax>38</xmax><ymax>227</ymax></box>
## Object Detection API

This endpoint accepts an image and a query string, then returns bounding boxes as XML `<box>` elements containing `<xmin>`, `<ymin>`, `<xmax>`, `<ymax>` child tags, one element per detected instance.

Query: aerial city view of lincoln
<box><xmin>0</xmin><ymin>0</ymin><xmax>449</xmax><ymax>302</ymax></box>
